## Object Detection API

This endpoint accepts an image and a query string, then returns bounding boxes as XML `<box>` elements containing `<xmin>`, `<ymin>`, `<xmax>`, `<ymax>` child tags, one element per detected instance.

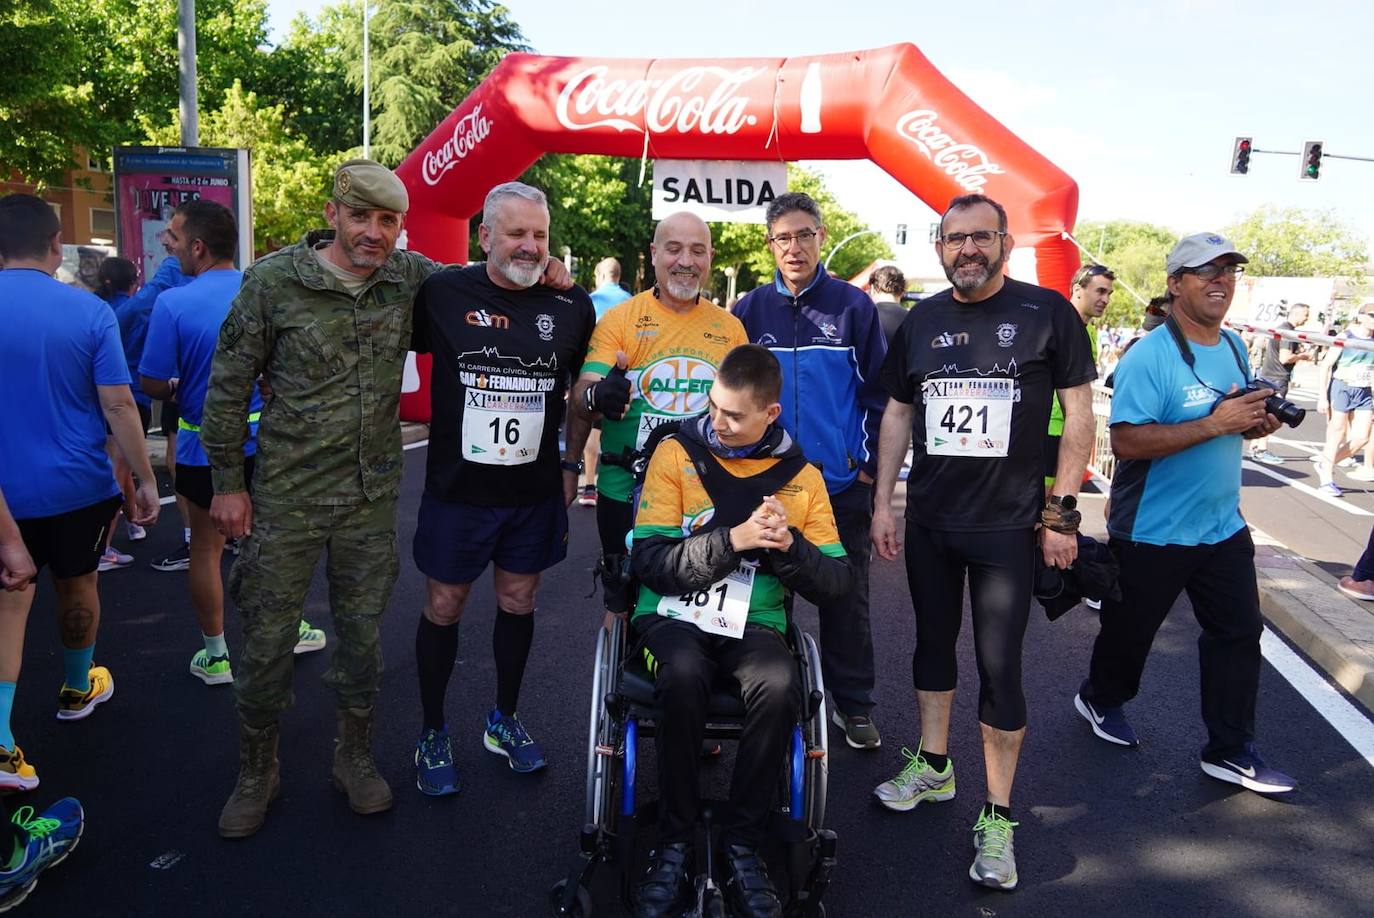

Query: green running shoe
<box><xmin>293</xmin><ymin>620</ymin><xmax>326</xmax><ymax>655</ymax></box>
<box><xmin>969</xmin><ymin>810</ymin><xmax>1019</xmax><ymax>891</ymax></box>
<box><xmin>190</xmin><ymin>649</ymin><xmax>233</xmax><ymax>685</ymax></box>
<box><xmin>873</xmin><ymin>742</ymin><xmax>955</xmax><ymax>812</ymax></box>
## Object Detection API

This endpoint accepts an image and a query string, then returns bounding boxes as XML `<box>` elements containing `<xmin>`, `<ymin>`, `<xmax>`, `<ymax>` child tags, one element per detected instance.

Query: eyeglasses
<box><xmin>767</xmin><ymin>229</ymin><xmax>819</xmax><ymax>248</ymax></box>
<box><xmin>1073</xmin><ymin>264</ymin><xmax>1115</xmax><ymax>286</ymax></box>
<box><xmin>938</xmin><ymin>231</ymin><xmax>1006</xmax><ymax>249</ymax></box>
<box><xmin>1180</xmin><ymin>263</ymin><xmax>1245</xmax><ymax>282</ymax></box>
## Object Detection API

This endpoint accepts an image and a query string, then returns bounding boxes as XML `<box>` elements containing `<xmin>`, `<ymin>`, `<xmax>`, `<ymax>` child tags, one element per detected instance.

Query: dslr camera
<box><xmin>1215</xmin><ymin>377</ymin><xmax>1306</xmax><ymax>428</ymax></box>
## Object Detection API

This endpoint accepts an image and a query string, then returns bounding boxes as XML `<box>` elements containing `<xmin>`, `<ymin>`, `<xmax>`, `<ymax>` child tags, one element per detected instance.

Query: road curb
<box><xmin>1259</xmin><ymin>586</ymin><xmax>1374</xmax><ymax>711</ymax></box>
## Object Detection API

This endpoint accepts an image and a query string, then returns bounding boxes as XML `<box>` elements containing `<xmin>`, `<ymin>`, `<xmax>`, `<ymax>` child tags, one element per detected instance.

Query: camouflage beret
<box><xmin>332</xmin><ymin>158</ymin><xmax>409</xmax><ymax>213</ymax></box>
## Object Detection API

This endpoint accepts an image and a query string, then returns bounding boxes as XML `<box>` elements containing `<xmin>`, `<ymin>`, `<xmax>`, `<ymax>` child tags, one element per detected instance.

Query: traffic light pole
<box><xmin>1250</xmin><ymin>147</ymin><xmax>1374</xmax><ymax>163</ymax></box>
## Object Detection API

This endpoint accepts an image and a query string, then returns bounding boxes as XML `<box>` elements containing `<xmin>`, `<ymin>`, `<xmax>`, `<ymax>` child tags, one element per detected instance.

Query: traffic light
<box><xmin>1300</xmin><ymin>140</ymin><xmax>1324</xmax><ymax>181</ymax></box>
<box><xmin>1230</xmin><ymin>136</ymin><xmax>1252</xmax><ymax>175</ymax></box>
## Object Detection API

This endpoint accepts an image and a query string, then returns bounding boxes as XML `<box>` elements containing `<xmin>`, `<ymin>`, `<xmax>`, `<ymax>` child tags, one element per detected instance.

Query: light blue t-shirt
<box><xmin>114</xmin><ymin>256</ymin><xmax>189</xmax><ymax>407</ymax></box>
<box><xmin>1106</xmin><ymin>325</ymin><xmax>1249</xmax><ymax>546</ymax></box>
<box><xmin>139</xmin><ymin>269</ymin><xmax>261</xmax><ymax>467</ymax></box>
<box><xmin>590</xmin><ymin>282</ymin><xmax>631</xmax><ymax>319</ymax></box>
<box><xmin>0</xmin><ymin>268</ymin><xmax>126</xmax><ymax>519</ymax></box>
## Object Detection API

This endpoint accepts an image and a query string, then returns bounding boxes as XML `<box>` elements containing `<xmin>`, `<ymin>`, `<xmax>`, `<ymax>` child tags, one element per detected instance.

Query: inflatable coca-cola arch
<box><xmin>396</xmin><ymin>43</ymin><xmax>1079</xmax><ymax>422</ymax></box>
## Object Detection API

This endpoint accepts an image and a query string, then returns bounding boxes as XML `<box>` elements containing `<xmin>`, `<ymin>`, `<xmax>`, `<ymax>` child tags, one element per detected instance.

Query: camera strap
<box><xmin>1164</xmin><ymin>314</ymin><xmax>1250</xmax><ymax>396</ymax></box>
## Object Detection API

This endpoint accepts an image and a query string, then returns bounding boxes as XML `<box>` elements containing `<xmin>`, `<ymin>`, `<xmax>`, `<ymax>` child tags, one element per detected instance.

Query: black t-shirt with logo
<box><xmin>880</xmin><ymin>277</ymin><xmax>1096</xmax><ymax>531</ymax></box>
<box><xmin>412</xmin><ymin>264</ymin><xmax>595</xmax><ymax>506</ymax></box>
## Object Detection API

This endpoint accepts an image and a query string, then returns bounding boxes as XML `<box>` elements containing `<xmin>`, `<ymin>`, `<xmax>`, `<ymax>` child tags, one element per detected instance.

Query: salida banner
<box><xmin>651</xmin><ymin>160</ymin><xmax>787</xmax><ymax>223</ymax></box>
<box><xmin>395</xmin><ymin>43</ymin><xmax>1079</xmax><ymax>422</ymax></box>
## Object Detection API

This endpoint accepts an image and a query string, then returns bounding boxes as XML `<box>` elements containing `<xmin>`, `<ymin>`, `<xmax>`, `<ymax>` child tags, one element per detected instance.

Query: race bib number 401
<box><xmin>655</xmin><ymin>561</ymin><xmax>756</xmax><ymax>639</ymax></box>
<box><xmin>462</xmin><ymin>390</ymin><xmax>545</xmax><ymax>465</ymax></box>
<box><xmin>922</xmin><ymin>377</ymin><xmax>1014</xmax><ymax>457</ymax></box>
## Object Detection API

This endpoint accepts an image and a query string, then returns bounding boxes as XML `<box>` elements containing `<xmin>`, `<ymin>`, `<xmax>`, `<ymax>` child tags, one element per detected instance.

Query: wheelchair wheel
<box><xmin>800</xmin><ymin>630</ymin><xmax>829</xmax><ymax>829</ymax></box>
<box><xmin>548</xmin><ymin>878</ymin><xmax>593</xmax><ymax>917</ymax></box>
<box><xmin>584</xmin><ymin>618</ymin><xmax>624</xmax><ymax>830</ymax></box>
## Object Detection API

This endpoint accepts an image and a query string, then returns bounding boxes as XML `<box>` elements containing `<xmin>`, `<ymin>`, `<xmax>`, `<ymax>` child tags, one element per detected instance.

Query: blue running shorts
<box><xmin>413</xmin><ymin>492</ymin><xmax>569</xmax><ymax>585</ymax></box>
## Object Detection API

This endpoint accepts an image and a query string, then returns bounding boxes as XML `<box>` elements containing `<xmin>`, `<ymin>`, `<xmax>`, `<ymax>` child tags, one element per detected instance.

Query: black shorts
<box><xmin>175</xmin><ymin>457</ymin><xmax>255</xmax><ymax>511</ymax></box>
<box><xmin>15</xmin><ymin>496</ymin><xmax>123</xmax><ymax>579</ymax></box>
<box><xmin>104</xmin><ymin>402</ymin><xmax>152</xmax><ymax>438</ymax></box>
<box><xmin>160</xmin><ymin>400</ymin><xmax>180</xmax><ymax>439</ymax></box>
<box><xmin>413</xmin><ymin>491</ymin><xmax>569</xmax><ymax>584</ymax></box>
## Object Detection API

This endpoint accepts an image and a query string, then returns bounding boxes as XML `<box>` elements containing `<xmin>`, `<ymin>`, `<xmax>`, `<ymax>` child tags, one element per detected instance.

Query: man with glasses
<box><xmin>1045</xmin><ymin>264</ymin><xmax>1114</xmax><ymax>486</ymax></box>
<box><xmin>870</xmin><ymin>194</ymin><xmax>1096</xmax><ymax>890</ymax></box>
<box><xmin>1073</xmin><ymin>233</ymin><xmax>1296</xmax><ymax>796</ymax></box>
<box><xmin>732</xmin><ymin>192</ymin><xmax>889</xmax><ymax>751</ymax></box>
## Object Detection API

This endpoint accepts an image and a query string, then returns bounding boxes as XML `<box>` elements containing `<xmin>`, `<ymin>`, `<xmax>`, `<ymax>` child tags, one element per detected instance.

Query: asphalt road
<box><xmin>10</xmin><ymin>442</ymin><xmax>1374</xmax><ymax>917</ymax></box>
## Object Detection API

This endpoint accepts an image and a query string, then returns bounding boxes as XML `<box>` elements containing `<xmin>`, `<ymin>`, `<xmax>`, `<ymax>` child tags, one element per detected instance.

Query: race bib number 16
<box><xmin>462</xmin><ymin>390</ymin><xmax>546</xmax><ymax>465</ymax></box>
<box><xmin>922</xmin><ymin>377</ymin><xmax>1014</xmax><ymax>457</ymax></box>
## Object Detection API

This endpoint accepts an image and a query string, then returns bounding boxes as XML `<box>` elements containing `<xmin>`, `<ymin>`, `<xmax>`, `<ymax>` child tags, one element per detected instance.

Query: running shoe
<box><xmin>0</xmin><ymin>745</ymin><xmax>38</xmax><ymax>792</ymax></box>
<box><xmin>1313</xmin><ymin>455</ymin><xmax>1358</xmax><ymax>469</ymax></box>
<box><xmin>577</xmin><ymin>485</ymin><xmax>597</xmax><ymax>507</ymax></box>
<box><xmin>483</xmin><ymin>709</ymin><xmax>547</xmax><ymax>773</ymax></box>
<box><xmin>415</xmin><ymin>727</ymin><xmax>460</xmax><ymax>796</ymax></box>
<box><xmin>1074</xmin><ymin>690</ymin><xmax>1140</xmax><ymax>747</ymax></box>
<box><xmin>1319</xmin><ymin>482</ymin><xmax>1344</xmax><ymax>498</ymax></box>
<box><xmin>831</xmin><ymin>709</ymin><xmax>882</xmax><ymax>749</ymax></box>
<box><xmin>293</xmin><ymin>620</ymin><xmax>326</xmax><ymax>655</ymax></box>
<box><xmin>873</xmin><ymin>742</ymin><xmax>955</xmax><ymax>811</ymax></box>
<box><xmin>1338</xmin><ymin>576</ymin><xmax>1374</xmax><ymax>601</ymax></box>
<box><xmin>1200</xmin><ymin>743</ymin><xmax>1296</xmax><ymax>795</ymax></box>
<box><xmin>189</xmin><ymin>649</ymin><xmax>233</xmax><ymax>685</ymax></box>
<box><xmin>150</xmin><ymin>543</ymin><xmax>190</xmax><ymax>572</ymax></box>
<box><xmin>1248</xmin><ymin>449</ymin><xmax>1285</xmax><ymax>465</ymax></box>
<box><xmin>0</xmin><ymin>798</ymin><xmax>83</xmax><ymax>913</ymax></box>
<box><xmin>55</xmin><ymin>665</ymin><xmax>113</xmax><ymax>721</ymax></box>
<box><xmin>124</xmin><ymin>520</ymin><xmax>147</xmax><ymax>541</ymax></box>
<box><xmin>1347</xmin><ymin>467</ymin><xmax>1374</xmax><ymax>482</ymax></box>
<box><xmin>96</xmin><ymin>548</ymin><xmax>133</xmax><ymax>572</ymax></box>
<box><xmin>969</xmin><ymin>810</ymin><xmax>1019</xmax><ymax>891</ymax></box>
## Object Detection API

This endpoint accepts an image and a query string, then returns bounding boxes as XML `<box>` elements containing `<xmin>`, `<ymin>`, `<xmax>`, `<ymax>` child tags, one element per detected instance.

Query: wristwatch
<box><xmin>560</xmin><ymin>458</ymin><xmax>585</xmax><ymax>474</ymax></box>
<box><xmin>1046</xmin><ymin>495</ymin><xmax>1077</xmax><ymax>511</ymax></box>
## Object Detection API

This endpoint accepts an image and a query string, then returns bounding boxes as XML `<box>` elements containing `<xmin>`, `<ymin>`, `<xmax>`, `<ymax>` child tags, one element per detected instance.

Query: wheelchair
<box><xmin>550</xmin><ymin>615</ymin><xmax>837</xmax><ymax>917</ymax></box>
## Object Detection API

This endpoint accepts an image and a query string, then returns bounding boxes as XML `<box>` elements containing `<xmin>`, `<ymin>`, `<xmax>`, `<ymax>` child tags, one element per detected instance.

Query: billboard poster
<box><xmin>112</xmin><ymin>146</ymin><xmax>252</xmax><ymax>282</ymax></box>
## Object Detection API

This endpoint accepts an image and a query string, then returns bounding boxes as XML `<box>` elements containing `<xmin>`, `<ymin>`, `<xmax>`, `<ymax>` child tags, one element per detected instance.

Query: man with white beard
<box><xmin>572</xmin><ymin>212</ymin><xmax>749</xmax><ymax>629</ymax></box>
<box><xmin>407</xmin><ymin>182</ymin><xmax>596</xmax><ymax>795</ymax></box>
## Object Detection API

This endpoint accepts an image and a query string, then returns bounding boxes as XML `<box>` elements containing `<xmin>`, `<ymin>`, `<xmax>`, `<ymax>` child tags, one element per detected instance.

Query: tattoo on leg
<box><xmin>60</xmin><ymin>606</ymin><xmax>95</xmax><ymax>646</ymax></box>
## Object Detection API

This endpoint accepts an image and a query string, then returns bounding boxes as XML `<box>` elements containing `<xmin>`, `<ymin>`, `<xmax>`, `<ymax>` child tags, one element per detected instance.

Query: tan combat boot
<box><xmin>331</xmin><ymin>706</ymin><xmax>393</xmax><ymax>814</ymax></box>
<box><xmin>218</xmin><ymin>721</ymin><xmax>281</xmax><ymax>838</ymax></box>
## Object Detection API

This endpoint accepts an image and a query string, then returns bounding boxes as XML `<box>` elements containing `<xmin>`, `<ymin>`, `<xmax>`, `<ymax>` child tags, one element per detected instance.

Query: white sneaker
<box><xmin>125</xmin><ymin>520</ymin><xmax>147</xmax><ymax>541</ymax></box>
<box><xmin>97</xmin><ymin>547</ymin><xmax>134</xmax><ymax>572</ymax></box>
<box><xmin>1347</xmin><ymin>467</ymin><xmax>1374</xmax><ymax>481</ymax></box>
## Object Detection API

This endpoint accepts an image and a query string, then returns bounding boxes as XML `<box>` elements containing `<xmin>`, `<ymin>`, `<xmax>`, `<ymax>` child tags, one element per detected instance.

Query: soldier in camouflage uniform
<box><xmin>201</xmin><ymin>160</ymin><xmax>429</xmax><ymax>837</ymax></box>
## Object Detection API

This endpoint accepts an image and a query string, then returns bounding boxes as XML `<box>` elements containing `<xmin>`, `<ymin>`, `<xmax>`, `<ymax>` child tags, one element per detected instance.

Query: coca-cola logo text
<box><xmin>555</xmin><ymin>65</ymin><xmax>766</xmax><ymax>135</ymax></box>
<box><xmin>895</xmin><ymin>109</ymin><xmax>1005</xmax><ymax>192</ymax></box>
<box><xmin>421</xmin><ymin>104</ymin><xmax>492</xmax><ymax>186</ymax></box>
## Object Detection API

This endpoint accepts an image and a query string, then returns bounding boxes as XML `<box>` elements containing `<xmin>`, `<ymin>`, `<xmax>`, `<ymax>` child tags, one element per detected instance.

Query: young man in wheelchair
<box><xmin>627</xmin><ymin>344</ymin><xmax>853</xmax><ymax>918</ymax></box>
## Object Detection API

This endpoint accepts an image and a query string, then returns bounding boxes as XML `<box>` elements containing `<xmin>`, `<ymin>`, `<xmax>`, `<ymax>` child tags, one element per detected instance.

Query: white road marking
<box><xmin>1261</xmin><ymin>627</ymin><xmax>1374</xmax><ymax>770</ymax></box>
<box><xmin>1243</xmin><ymin>459</ymin><xmax>1374</xmax><ymax>515</ymax></box>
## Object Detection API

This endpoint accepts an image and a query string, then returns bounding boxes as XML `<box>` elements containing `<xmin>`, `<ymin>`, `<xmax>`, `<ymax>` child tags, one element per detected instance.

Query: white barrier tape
<box><xmin>1225</xmin><ymin>321</ymin><xmax>1374</xmax><ymax>352</ymax></box>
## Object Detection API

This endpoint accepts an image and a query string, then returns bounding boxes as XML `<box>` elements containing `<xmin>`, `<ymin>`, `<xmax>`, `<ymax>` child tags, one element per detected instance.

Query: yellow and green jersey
<box><xmin>584</xmin><ymin>291</ymin><xmax>748</xmax><ymax>502</ymax></box>
<box><xmin>632</xmin><ymin>438</ymin><xmax>845</xmax><ymax>633</ymax></box>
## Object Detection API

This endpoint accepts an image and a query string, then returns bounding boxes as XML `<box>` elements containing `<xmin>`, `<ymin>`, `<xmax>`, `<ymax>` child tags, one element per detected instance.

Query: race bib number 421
<box><xmin>922</xmin><ymin>377</ymin><xmax>1014</xmax><ymax>457</ymax></box>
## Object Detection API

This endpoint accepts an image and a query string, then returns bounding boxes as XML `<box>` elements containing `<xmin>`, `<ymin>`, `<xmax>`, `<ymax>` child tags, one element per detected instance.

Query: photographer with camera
<box><xmin>1072</xmin><ymin>233</ymin><xmax>1296</xmax><ymax>795</ymax></box>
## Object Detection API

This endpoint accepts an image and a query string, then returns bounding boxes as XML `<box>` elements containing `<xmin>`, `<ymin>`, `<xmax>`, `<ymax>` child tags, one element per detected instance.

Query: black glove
<box><xmin>587</xmin><ymin>364</ymin><xmax>632</xmax><ymax>421</ymax></box>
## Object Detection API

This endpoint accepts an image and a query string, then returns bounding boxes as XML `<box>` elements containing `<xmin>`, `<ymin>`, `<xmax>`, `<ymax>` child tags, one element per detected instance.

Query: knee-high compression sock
<box><xmin>492</xmin><ymin>607</ymin><xmax>534</xmax><ymax>717</ymax></box>
<box><xmin>0</xmin><ymin>683</ymin><xmax>15</xmax><ymax>749</ymax></box>
<box><xmin>416</xmin><ymin>616</ymin><xmax>459</xmax><ymax>732</ymax></box>
<box><xmin>63</xmin><ymin>646</ymin><xmax>94</xmax><ymax>693</ymax></box>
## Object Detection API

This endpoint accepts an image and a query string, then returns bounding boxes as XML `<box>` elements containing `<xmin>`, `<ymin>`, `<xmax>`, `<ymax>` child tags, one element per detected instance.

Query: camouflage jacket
<box><xmin>201</xmin><ymin>231</ymin><xmax>440</xmax><ymax>505</ymax></box>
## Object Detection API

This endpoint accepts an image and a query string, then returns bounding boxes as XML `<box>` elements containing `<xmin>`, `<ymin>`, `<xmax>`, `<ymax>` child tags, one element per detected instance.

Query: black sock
<box><xmin>922</xmin><ymin>749</ymin><xmax>949</xmax><ymax>773</ymax></box>
<box><xmin>416</xmin><ymin>616</ymin><xmax>459</xmax><ymax>732</ymax></box>
<box><xmin>982</xmin><ymin>801</ymin><xmax>1013</xmax><ymax>822</ymax></box>
<box><xmin>493</xmin><ymin>606</ymin><xmax>534</xmax><ymax>716</ymax></box>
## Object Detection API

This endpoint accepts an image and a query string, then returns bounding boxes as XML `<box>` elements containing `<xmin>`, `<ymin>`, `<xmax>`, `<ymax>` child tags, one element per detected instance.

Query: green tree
<box><xmin>711</xmin><ymin>165</ymin><xmax>893</xmax><ymax>300</ymax></box>
<box><xmin>1071</xmin><ymin>219</ymin><xmax>1177</xmax><ymax>329</ymax></box>
<box><xmin>258</xmin><ymin>4</ymin><xmax>363</xmax><ymax>155</ymax></box>
<box><xmin>316</xmin><ymin>0</ymin><xmax>527</xmax><ymax>168</ymax></box>
<box><xmin>1223</xmin><ymin>205</ymin><xmax>1368</xmax><ymax>284</ymax></box>
<box><xmin>146</xmin><ymin>81</ymin><xmax>343</xmax><ymax>253</ymax></box>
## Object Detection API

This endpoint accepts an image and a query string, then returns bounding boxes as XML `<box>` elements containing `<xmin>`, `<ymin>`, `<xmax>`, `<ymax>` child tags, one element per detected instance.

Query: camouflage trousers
<box><xmin>228</xmin><ymin>497</ymin><xmax>399</xmax><ymax>728</ymax></box>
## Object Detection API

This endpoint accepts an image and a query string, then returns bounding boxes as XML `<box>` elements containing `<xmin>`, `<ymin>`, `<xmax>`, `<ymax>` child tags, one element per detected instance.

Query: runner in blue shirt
<box><xmin>138</xmin><ymin>200</ymin><xmax>319</xmax><ymax>686</ymax></box>
<box><xmin>0</xmin><ymin>194</ymin><xmax>160</xmax><ymax>791</ymax></box>
<box><xmin>95</xmin><ymin>256</ymin><xmax>150</xmax><ymax>560</ymax></box>
<box><xmin>580</xmin><ymin>257</ymin><xmax>634</xmax><ymax>507</ymax></box>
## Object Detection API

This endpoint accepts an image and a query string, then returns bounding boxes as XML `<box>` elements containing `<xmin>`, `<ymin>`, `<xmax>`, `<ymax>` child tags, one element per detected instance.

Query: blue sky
<box><xmin>267</xmin><ymin>0</ymin><xmax>1374</xmax><ymax>264</ymax></box>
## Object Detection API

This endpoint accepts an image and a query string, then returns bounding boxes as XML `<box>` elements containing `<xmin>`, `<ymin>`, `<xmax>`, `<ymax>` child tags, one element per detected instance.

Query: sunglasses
<box><xmin>1073</xmin><ymin>264</ymin><xmax>1115</xmax><ymax>286</ymax></box>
